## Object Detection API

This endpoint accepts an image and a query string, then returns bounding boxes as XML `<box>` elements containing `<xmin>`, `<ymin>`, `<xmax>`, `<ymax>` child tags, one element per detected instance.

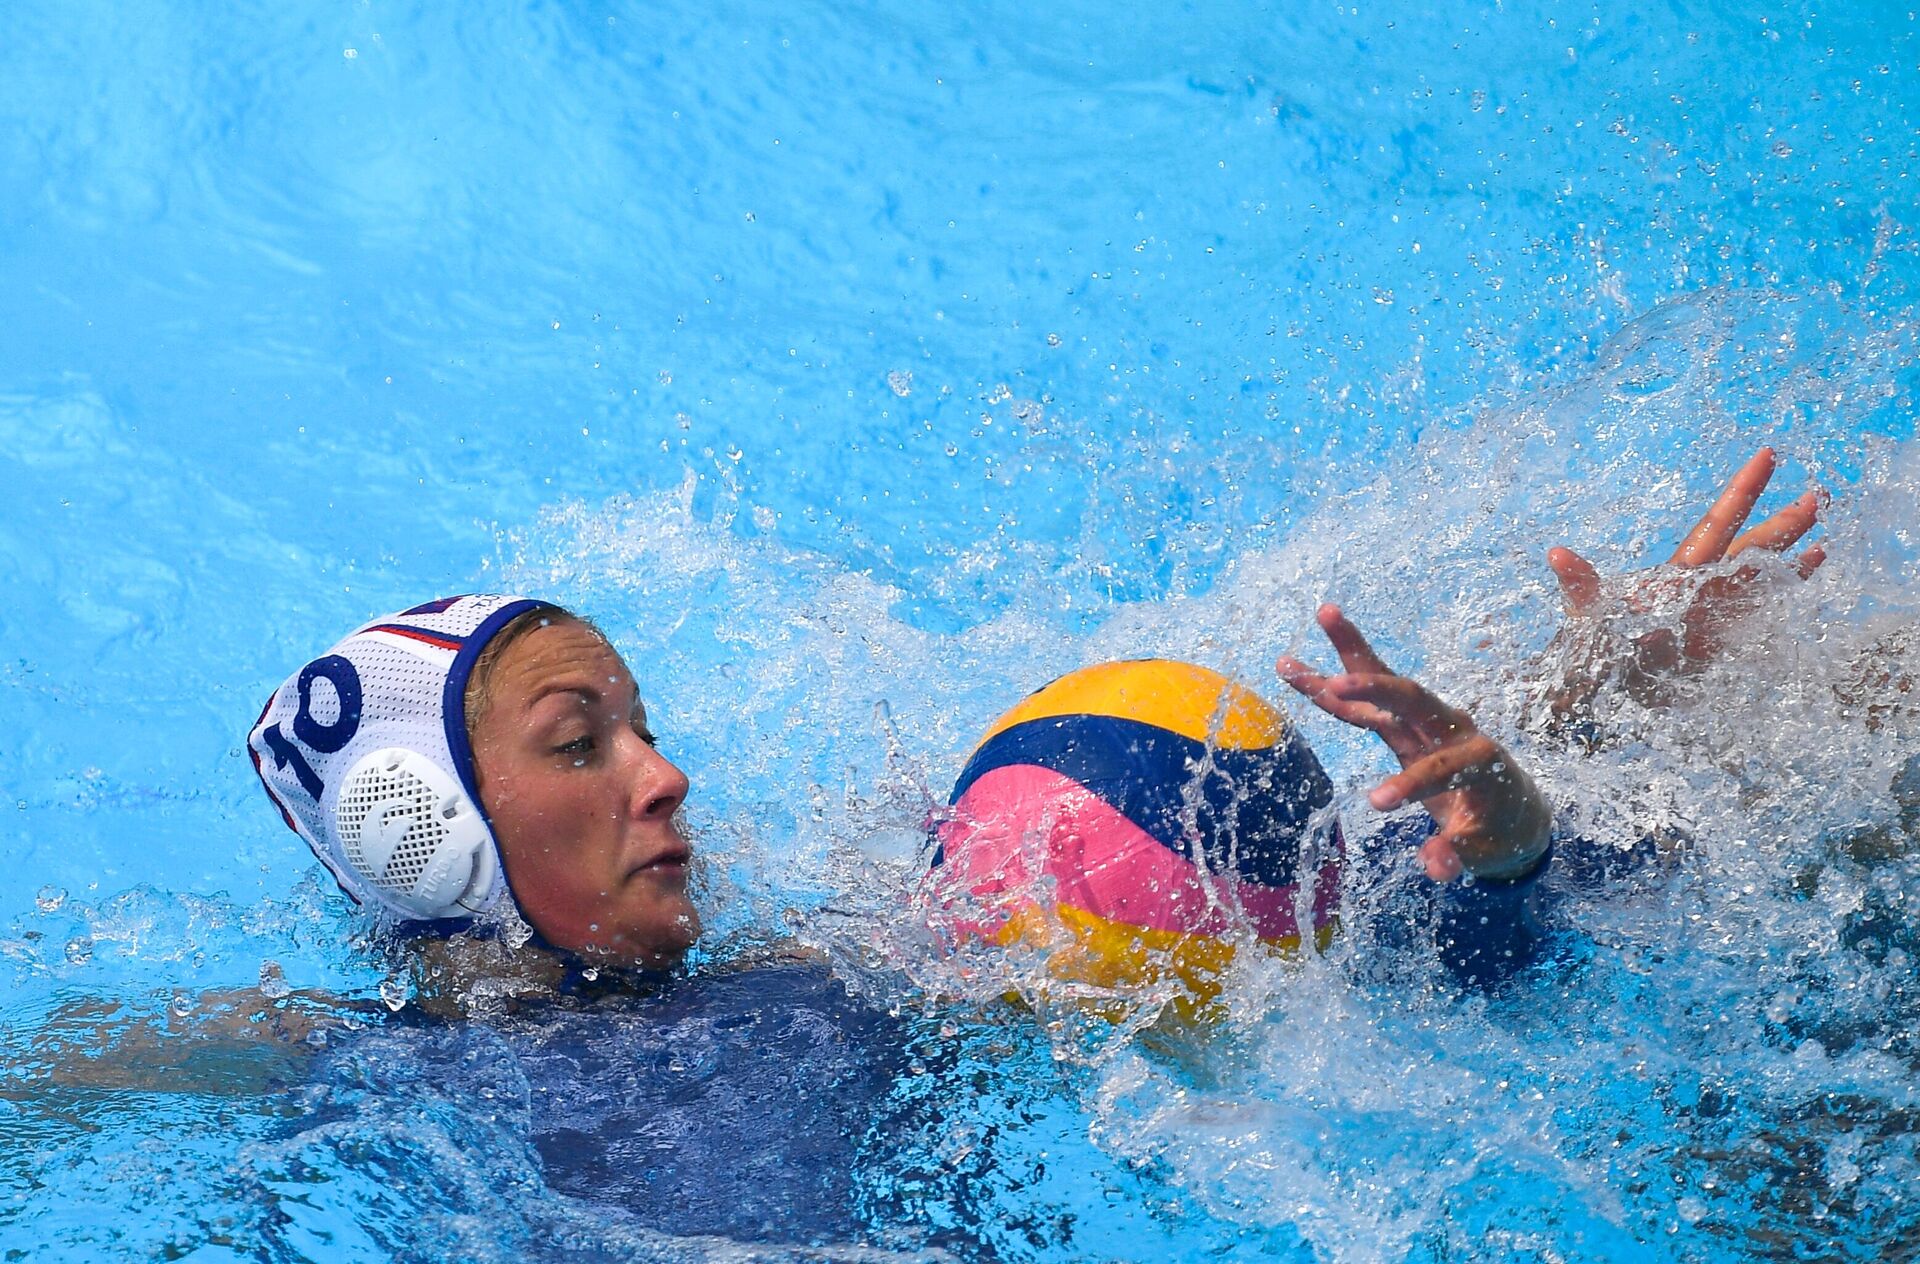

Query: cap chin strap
<box><xmin>334</xmin><ymin>748</ymin><xmax>499</xmax><ymax>920</ymax></box>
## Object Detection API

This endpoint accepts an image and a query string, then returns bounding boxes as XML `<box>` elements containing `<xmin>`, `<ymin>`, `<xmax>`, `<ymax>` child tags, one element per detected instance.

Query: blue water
<box><xmin>4</xmin><ymin>1</ymin><xmax>1919</xmax><ymax>1259</ymax></box>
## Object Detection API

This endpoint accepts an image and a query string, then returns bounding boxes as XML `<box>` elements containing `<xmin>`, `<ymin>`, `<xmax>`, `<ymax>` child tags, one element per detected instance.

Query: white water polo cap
<box><xmin>248</xmin><ymin>594</ymin><xmax>549</xmax><ymax>924</ymax></box>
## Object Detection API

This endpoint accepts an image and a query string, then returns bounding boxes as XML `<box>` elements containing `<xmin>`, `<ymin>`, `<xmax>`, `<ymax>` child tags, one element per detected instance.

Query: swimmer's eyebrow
<box><xmin>524</xmin><ymin>680</ymin><xmax>604</xmax><ymax>711</ymax></box>
<box><xmin>524</xmin><ymin>678</ymin><xmax>639</xmax><ymax>713</ymax></box>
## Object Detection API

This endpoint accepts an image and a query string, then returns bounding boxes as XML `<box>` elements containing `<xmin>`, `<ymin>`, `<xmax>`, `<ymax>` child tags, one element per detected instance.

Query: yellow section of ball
<box><xmin>988</xmin><ymin>899</ymin><xmax>1336</xmax><ymax>1022</ymax></box>
<box><xmin>976</xmin><ymin>658</ymin><xmax>1288</xmax><ymax>751</ymax></box>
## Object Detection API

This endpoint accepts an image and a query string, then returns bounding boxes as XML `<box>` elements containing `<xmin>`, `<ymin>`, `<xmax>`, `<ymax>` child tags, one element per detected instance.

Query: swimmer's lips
<box><xmin>628</xmin><ymin>842</ymin><xmax>692</xmax><ymax>881</ymax></box>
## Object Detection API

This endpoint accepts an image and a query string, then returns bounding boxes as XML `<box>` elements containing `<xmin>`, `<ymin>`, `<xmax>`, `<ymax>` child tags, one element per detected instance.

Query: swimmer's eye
<box><xmin>556</xmin><ymin>735</ymin><xmax>596</xmax><ymax>760</ymax></box>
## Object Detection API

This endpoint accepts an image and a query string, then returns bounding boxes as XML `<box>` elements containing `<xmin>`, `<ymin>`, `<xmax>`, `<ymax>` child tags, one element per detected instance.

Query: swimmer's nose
<box><xmin>629</xmin><ymin>742</ymin><xmax>689</xmax><ymax>822</ymax></box>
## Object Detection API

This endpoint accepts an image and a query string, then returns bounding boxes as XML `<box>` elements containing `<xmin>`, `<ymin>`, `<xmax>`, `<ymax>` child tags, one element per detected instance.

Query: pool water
<box><xmin>4</xmin><ymin>1</ymin><xmax>1919</xmax><ymax>1260</ymax></box>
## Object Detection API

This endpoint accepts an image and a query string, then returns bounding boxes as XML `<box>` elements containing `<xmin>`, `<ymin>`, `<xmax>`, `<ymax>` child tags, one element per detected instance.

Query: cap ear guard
<box><xmin>333</xmin><ymin>749</ymin><xmax>497</xmax><ymax>920</ymax></box>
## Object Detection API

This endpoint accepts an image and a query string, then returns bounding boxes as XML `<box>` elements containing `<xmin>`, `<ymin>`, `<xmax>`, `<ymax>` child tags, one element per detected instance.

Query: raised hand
<box><xmin>1277</xmin><ymin>605</ymin><xmax>1552</xmax><ymax>883</ymax></box>
<box><xmin>1544</xmin><ymin>447</ymin><xmax>1824</xmax><ymax>717</ymax></box>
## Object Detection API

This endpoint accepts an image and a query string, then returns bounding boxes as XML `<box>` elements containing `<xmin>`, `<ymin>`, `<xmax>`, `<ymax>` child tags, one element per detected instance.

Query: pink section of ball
<box><xmin>932</xmin><ymin>764</ymin><xmax>1339</xmax><ymax>943</ymax></box>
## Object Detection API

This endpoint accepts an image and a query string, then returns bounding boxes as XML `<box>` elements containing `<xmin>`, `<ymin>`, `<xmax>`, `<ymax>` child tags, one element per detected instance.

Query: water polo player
<box><xmin>248</xmin><ymin>594</ymin><xmax>699</xmax><ymax>969</ymax></box>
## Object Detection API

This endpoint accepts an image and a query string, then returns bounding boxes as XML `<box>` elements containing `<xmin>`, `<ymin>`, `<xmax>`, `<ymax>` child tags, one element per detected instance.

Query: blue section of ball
<box><xmin>943</xmin><ymin>712</ymin><xmax>1334</xmax><ymax>889</ymax></box>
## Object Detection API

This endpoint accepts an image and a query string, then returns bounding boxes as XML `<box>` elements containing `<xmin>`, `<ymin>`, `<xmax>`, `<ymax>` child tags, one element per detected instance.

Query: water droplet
<box><xmin>35</xmin><ymin>886</ymin><xmax>65</xmax><ymax>913</ymax></box>
<box><xmin>887</xmin><ymin>369</ymin><xmax>913</xmax><ymax>397</ymax></box>
<box><xmin>169</xmin><ymin>992</ymin><xmax>193</xmax><ymax>1019</ymax></box>
<box><xmin>379</xmin><ymin>977</ymin><xmax>409</xmax><ymax>1011</ymax></box>
<box><xmin>64</xmin><ymin>937</ymin><xmax>92</xmax><ymax>965</ymax></box>
<box><xmin>259</xmin><ymin>960</ymin><xmax>290</xmax><ymax>999</ymax></box>
<box><xmin>1046</xmin><ymin>333</ymin><xmax>1063</xmax><ymax>347</ymax></box>
<box><xmin>657</xmin><ymin>369</ymin><xmax>672</xmax><ymax>385</ymax></box>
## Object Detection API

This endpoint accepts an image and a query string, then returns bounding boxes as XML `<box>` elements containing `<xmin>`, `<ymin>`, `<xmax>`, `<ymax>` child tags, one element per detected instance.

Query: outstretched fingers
<box><xmin>1670</xmin><ymin>447</ymin><xmax>1776</xmax><ymax>567</ymax></box>
<box><xmin>1368</xmin><ymin>733</ymin><xmax>1503</xmax><ymax>810</ymax></box>
<box><xmin>1315</xmin><ymin>604</ymin><xmax>1395</xmax><ymax>677</ymax></box>
<box><xmin>1547</xmin><ymin>546</ymin><xmax>1602</xmax><ymax>613</ymax></box>
<box><xmin>1277</xmin><ymin>657</ymin><xmax>1408</xmax><ymax>737</ymax></box>
<box><xmin>1320</xmin><ymin>672</ymin><xmax>1473</xmax><ymax>750</ymax></box>
<box><xmin>1728</xmin><ymin>489</ymin><xmax>1822</xmax><ymax>559</ymax></box>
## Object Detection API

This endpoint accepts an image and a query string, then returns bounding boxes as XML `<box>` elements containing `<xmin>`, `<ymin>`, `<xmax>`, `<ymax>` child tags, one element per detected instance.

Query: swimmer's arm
<box><xmin>1279</xmin><ymin>604</ymin><xmax>1570</xmax><ymax>982</ymax></box>
<box><xmin>1</xmin><ymin>988</ymin><xmax>373</xmax><ymax>1097</ymax></box>
<box><xmin>1358</xmin><ymin>811</ymin><xmax>1555</xmax><ymax>983</ymax></box>
<box><xmin>1279</xmin><ymin>604</ymin><xmax>1551</xmax><ymax>883</ymax></box>
<box><xmin>1428</xmin><ymin>850</ymin><xmax>1549</xmax><ymax>982</ymax></box>
<box><xmin>1534</xmin><ymin>446</ymin><xmax>1824</xmax><ymax>740</ymax></box>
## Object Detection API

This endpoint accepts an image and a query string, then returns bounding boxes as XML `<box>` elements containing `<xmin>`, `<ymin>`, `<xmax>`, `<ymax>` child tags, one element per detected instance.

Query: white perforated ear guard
<box><xmin>335</xmin><ymin>749</ymin><xmax>498</xmax><ymax>919</ymax></box>
<box><xmin>247</xmin><ymin>594</ymin><xmax>545</xmax><ymax>925</ymax></box>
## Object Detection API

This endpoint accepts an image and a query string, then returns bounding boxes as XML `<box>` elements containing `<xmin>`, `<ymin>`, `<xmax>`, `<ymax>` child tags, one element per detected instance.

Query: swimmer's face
<box><xmin>470</xmin><ymin>619</ymin><xmax>699</xmax><ymax>967</ymax></box>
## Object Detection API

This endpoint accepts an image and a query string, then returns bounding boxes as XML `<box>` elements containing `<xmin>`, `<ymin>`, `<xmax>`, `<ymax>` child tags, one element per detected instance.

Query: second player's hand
<box><xmin>1545</xmin><ymin>446</ymin><xmax>1825</xmax><ymax>715</ymax></box>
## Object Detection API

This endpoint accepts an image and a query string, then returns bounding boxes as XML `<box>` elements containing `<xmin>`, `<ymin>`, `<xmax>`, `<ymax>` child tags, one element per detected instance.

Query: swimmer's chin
<box><xmin>581</xmin><ymin>907</ymin><xmax>703</xmax><ymax>972</ymax></box>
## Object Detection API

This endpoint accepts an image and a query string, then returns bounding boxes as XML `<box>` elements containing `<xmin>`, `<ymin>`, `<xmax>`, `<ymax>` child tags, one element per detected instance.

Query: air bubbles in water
<box><xmin>34</xmin><ymin>885</ymin><xmax>65</xmax><ymax>912</ymax></box>
<box><xmin>63</xmin><ymin>937</ymin><xmax>92</xmax><ymax>965</ymax></box>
